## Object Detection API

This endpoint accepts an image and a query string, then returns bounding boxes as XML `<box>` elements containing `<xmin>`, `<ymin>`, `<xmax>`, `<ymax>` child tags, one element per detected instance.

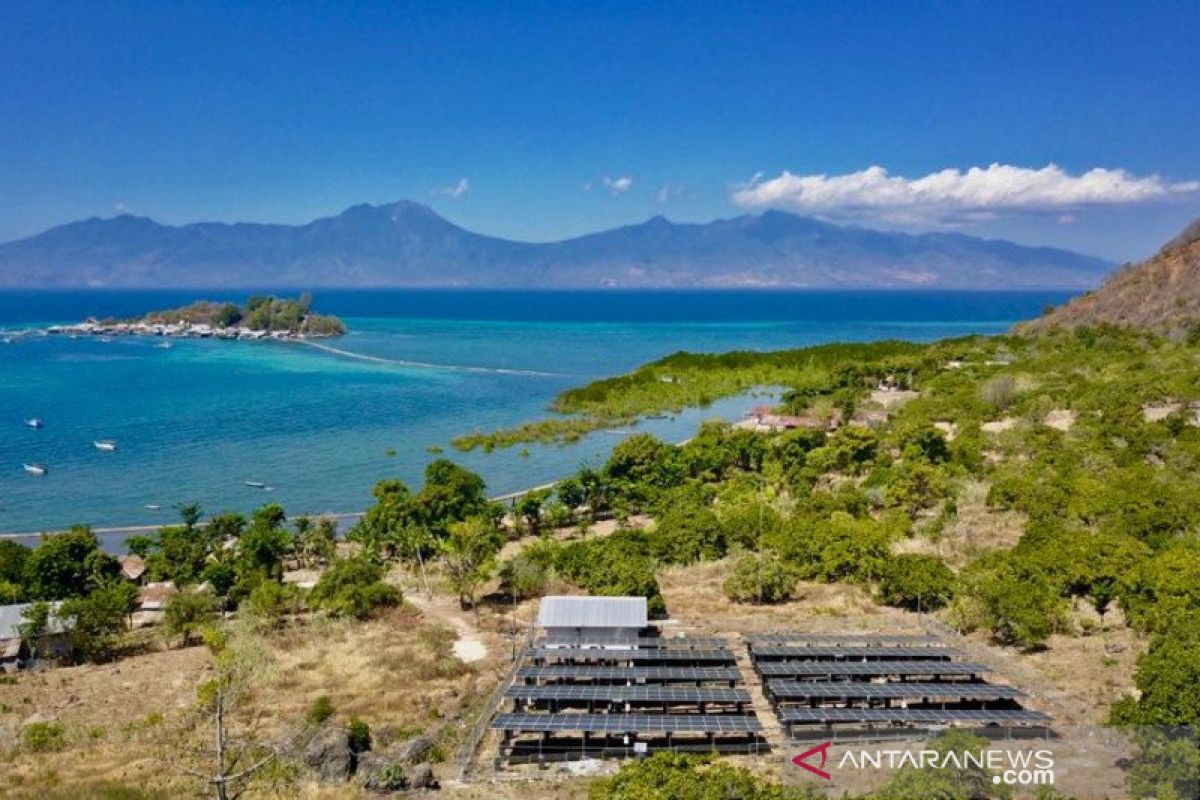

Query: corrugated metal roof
<box><xmin>537</xmin><ymin>595</ymin><xmax>647</xmax><ymax>629</ymax></box>
<box><xmin>0</xmin><ymin>601</ymin><xmax>68</xmax><ymax>640</ymax></box>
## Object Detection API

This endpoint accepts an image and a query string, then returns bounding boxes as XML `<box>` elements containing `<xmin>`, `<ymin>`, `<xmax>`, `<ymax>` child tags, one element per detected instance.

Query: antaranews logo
<box><xmin>788</xmin><ymin>742</ymin><xmax>1055</xmax><ymax>787</ymax></box>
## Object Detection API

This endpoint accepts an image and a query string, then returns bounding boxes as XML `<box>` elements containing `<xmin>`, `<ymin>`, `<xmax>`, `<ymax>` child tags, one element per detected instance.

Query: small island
<box><xmin>47</xmin><ymin>293</ymin><xmax>346</xmax><ymax>341</ymax></box>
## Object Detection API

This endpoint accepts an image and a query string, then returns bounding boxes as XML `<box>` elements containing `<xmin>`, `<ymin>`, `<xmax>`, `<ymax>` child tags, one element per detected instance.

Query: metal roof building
<box><xmin>537</xmin><ymin>596</ymin><xmax>648</xmax><ymax>648</ymax></box>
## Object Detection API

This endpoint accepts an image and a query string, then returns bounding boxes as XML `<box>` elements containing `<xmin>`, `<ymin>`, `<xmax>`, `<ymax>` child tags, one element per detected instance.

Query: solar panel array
<box><xmin>779</xmin><ymin>708</ymin><xmax>1050</xmax><ymax>725</ymax></box>
<box><xmin>748</xmin><ymin>632</ymin><xmax>1049</xmax><ymax>739</ymax></box>
<box><xmin>494</xmin><ymin>713</ymin><xmax>763</xmax><ymax>734</ymax></box>
<box><xmin>756</xmin><ymin>660</ymin><xmax>989</xmax><ymax>677</ymax></box>
<box><xmin>506</xmin><ymin>685</ymin><xmax>751</xmax><ymax>704</ymax></box>
<box><xmin>766</xmin><ymin>681</ymin><xmax>1022</xmax><ymax>701</ymax></box>
<box><xmin>747</xmin><ymin>633</ymin><xmax>944</xmax><ymax>646</ymax></box>
<box><xmin>528</xmin><ymin>646</ymin><xmax>736</xmax><ymax>663</ymax></box>
<box><xmin>750</xmin><ymin>645</ymin><xmax>959</xmax><ymax>660</ymax></box>
<box><xmin>517</xmin><ymin>665</ymin><xmax>741</xmax><ymax>683</ymax></box>
<box><xmin>495</xmin><ymin>633</ymin><xmax>763</xmax><ymax>757</ymax></box>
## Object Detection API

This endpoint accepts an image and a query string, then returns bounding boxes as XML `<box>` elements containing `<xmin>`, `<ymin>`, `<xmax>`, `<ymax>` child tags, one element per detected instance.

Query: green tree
<box><xmin>56</xmin><ymin>580</ymin><xmax>139</xmax><ymax>663</ymax></box>
<box><xmin>0</xmin><ymin>539</ymin><xmax>31</xmax><ymax>588</ymax></box>
<box><xmin>513</xmin><ymin>489</ymin><xmax>549</xmax><ymax>537</ymax></box>
<box><xmin>554</xmin><ymin>476</ymin><xmax>586</xmax><ymax>518</ymax></box>
<box><xmin>441</xmin><ymin>517</ymin><xmax>504</xmax><ymax>609</ymax></box>
<box><xmin>309</xmin><ymin>557</ymin><xmax>401</xmax><ymax>619</ymax></box>
<box><xmin>416</xmin><ymin>460</ymin><xmax>490</xmax><ymax>531</ymax></box>
<box><xmin>878</xmin><ymin>553</ymin><xmax>956</xmax><ymax>611</ymax></box>
<box><xmin>498</xmin><ymin>550</ymin><xmax>550</xmax><ymax>601</ymax></box>
<box><xmin>649</xmin><ymin>503</ymin><xmax>727</xmax><ymax>565</ymax></box>
<box><xmin>24</xmin><ymin>527</ymin><xmax>119</xmax><ymax>600</ymax></box>
<box><xmin>164</xmin><ymin>589</ymin><xmax>219</xmax><ymax>647</ymax></box>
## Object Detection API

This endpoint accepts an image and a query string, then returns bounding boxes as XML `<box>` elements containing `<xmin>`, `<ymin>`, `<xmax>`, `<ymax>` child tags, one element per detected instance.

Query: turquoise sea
<box><xmin>0</xmin><ymin>290</ymin><xmax>1071</xmax><ymax>545</ymax></box>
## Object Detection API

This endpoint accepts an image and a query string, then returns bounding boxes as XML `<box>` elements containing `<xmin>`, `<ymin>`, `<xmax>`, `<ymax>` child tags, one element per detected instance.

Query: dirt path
<box><xmin>406</xmin><ymin>591</ymin><xmax>490</xmax><ymax>663</ymax></box>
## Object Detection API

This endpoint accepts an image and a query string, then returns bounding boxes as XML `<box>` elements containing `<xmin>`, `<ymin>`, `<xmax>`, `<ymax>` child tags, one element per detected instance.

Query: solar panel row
<box><xmin>493</xmin><ymin>713</ymin><xmax>763</xmax><ymax>734</ymax></box>
<box><xmin>528</xmin><ymin>647</ymin><xmax>735</xmax><ymax>663</ymax></box>
<box><xmin>766</xmin><ymin>681</ymin><xmax>1022</xmax><ymax>700</ymax></box>
<box><xmin>746</xmin><ymin>633</ymin><xmax>944</xmax><ymax>646</ymax></box>
<box><xmin>780</xmin><ymin>708</ymin><xmax>1051</xmax><ymax>724</ymax></box>
<box><xmin>506</xmin><ymin>685</ymin><xmax>751</xmax><ymax>703</ymax></box>
<box><xmin>517</xmin><ymin>665</ymin><xmax>742</xmax><ymax>682</ymax></box>
<box><xmin>750</xmin><ymin>645</ymin><xmax>958</xmax><ymax>659</ymax></box>
<box><xmin>756</xmin><ymin>661</ymin><xmax>989</xmax><ymax>677</ymax></box>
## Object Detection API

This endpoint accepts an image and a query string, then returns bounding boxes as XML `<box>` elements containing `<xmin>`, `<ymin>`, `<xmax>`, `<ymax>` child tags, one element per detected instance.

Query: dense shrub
<box><xmin>877</xmin><ymin>554</ymin><xmax>956</xmax><ymax>611</ymax></box>
<box><xmin>722</xmin><ymin>552</ymin><xmax>797</xmax><ymax>604</ymax></box>
<box><xmin>309</xmin><ymin>557</ymin><xmax>401</xmax><ymax>619</ymax></box>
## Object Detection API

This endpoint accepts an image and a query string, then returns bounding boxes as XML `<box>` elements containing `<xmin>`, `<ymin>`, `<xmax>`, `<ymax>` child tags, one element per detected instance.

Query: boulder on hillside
<box><xmin>304</xmin><ymin>726</ymin><xmax>354</xmax><ymax>783</ymax></box>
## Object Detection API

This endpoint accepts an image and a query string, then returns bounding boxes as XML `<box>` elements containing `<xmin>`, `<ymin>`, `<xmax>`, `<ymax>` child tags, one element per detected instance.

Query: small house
<box><xmin>0</xmin><ymin>602</ymin><xmax>71</xmax><ymax>672</ymax></box>
<box><xmin>537</xmin><ymin>595</ymin><xmax>648</xmax><ymax>649</ymax></box>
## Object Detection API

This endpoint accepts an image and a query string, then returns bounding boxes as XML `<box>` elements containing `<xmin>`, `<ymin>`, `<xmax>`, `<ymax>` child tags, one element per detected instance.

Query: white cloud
<box><xmin>602</xmin><ymin>175</ymin><xmax>633</xmax><ymax>195</ymax></box>
<box><xmin>436</xmin><ymin>177</ymin><xmax>470</xmax><ymax>198</ymax></box>
<box><xmin>656</xmin><ymin>184</ymin><xmax>683</xmax><ymax>204</ymax></box>
<box><xmin>731</xmin><ymin>163</ymin><xmax>1199</xmax><ymax>224</ymax></box>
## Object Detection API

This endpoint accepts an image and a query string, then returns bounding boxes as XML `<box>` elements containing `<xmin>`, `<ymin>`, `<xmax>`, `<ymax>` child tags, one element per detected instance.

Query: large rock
<box><xmin>359</xmin><ymin>751</ymin><xmax>408</xmax><ymax>793</ymax></box>
<box><xmin>304</xmin><ymin>726</ymin><xmax>354</xmax><ymax>783</ymax></box>
<box><xmin>393</xmin><ymin>734</ymin><xmax>436</xmax><ymax>764</ymax></box>
<box><xmin>409</xmin><ymin>762</ymin><xmax>439</xmax><ymax>790</ymax></box>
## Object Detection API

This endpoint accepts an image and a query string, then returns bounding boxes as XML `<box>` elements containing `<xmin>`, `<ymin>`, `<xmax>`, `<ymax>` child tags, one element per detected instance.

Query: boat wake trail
<box><xmin>295</xmin><ymin>340</ymin><xmax>564</xmax><ymax>377</ymax></box>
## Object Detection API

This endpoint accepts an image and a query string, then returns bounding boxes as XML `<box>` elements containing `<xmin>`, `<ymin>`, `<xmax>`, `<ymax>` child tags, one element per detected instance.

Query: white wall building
<box><xmin>537</xmin><ymin>595</ymin><xmax>647</xmax><ymax>649</ymax></box>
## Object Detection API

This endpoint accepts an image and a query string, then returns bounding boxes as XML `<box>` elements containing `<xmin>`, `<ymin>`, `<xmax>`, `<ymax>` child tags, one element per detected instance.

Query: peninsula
<box><xmin>46</xmin><ymin>293</ymin><xmax>346</xmax><ymax>341</ymax></box>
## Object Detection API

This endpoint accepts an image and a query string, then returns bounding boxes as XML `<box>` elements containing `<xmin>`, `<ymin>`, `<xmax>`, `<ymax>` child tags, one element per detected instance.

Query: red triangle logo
<box><xmin>792</xmin><ymin>741</ymin><xmax>833</xmax><ymax>780</ymax></box>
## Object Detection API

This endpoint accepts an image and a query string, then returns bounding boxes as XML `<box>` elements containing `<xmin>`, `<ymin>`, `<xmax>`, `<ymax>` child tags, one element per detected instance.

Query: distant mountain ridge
<box><xmin>1019</xmin><ymin>215</ymin><xmax>1200</xmax><ymax>336</ymax></box>
<box><xmin>0</xmin><ymin>200</ymin><xmax>1113</xmax><ymax>289</ymax></box>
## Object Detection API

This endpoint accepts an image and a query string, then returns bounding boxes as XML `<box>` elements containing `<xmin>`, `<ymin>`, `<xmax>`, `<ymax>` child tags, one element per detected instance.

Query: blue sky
<box><xmin>1</xmin><ymin>1</ymin><xmax>1197</xmax><ymax>261</ymax></box>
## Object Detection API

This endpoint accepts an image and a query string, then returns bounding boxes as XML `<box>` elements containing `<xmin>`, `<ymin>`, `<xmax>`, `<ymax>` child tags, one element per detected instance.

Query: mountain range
<box><xmin>0</xmin><ymin>201</ymin><xmax>1114</xmax><ymax>290</ymax></box>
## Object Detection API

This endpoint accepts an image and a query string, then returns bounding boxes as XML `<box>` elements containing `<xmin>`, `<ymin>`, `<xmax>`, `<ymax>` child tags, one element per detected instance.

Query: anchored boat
<box><xmin>23</xmin><ymin>463</ymin><xmax>48</xmax><ymax>476</ymax></box>
<box><xmin>94</xmin><ymin>439</ymin><xmax>118</xmax><ymax>452</ymax></box>
<box><xmin>24</xmin><ymin>418</ymin><xmax>43</xmax><ymax>429</ymax></box>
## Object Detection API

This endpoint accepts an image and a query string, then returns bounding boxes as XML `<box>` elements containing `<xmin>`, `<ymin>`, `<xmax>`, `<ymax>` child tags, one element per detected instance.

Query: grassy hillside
<box><xmin>1020</xmin><ymin>216</ymin><xmax>1200</xmax><ymax>337</ymax></box>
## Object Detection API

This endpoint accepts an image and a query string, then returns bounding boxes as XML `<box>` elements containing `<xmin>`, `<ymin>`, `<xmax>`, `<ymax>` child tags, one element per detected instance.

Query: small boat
<box><xmin>244</xmin><ymin>480</ymin><xmax>267</xmax><ymax>489</ymax></box>
<box><xmin>23</xmin><ymin>463</ymin><xmax>48</xmax><ymax>476</ymax></box>
<box><xmin>99</xmin><ymin>337</ymin><xmax>114</xmax><ymax>343</ymax></box>
<box><xmin>94</xmin><ymin>439</ymin><xmax>117</xmax><ymax>452</ymax></box>
<box><xmin>155</xmin><ymin>341</ymin><xmax>173</xmax><ymax>349</ymax></box>
<box><xmin>145</xmin><ymin>504</ymin><xmax>161</xmax><ymax>511</ymax></box>
<box><xmin>25</xmin><ymin>418</ymin><xmax>43</xmax><ymax>429</ymax></box>
<box><xmin>645</xmin><ymin>413</ymin><xmax>669</xmax><ymax>420</ymax></box>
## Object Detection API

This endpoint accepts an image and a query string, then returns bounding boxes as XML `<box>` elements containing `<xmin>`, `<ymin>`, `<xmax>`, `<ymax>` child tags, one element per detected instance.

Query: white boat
<box><xmin>94</xmin><ymin>439</ymin><xmax>117</xmax><ymax>452</ymax></box>
<box><xmin>145</xmin><ymin>504</ymin><xmax>161</xmax><ymax>511</ymax></box>
<box><xmin>24</xmin><ymin>418</ymin><xmax>43</xmax><ymax>429</ymax></box>
<box><xmin>244</xmin><ymin>480</ymin><xmax>267</xmax><ymax>489</ymax></box>
<box><xmin>23</xmin><ymin>463</ymin><xmax>48</xmax><ymax>476</ymax></box>
<box><xmin>155</xmin><ymin>341</ymin><xmax>173</xmax><ymax>349</ymax></box>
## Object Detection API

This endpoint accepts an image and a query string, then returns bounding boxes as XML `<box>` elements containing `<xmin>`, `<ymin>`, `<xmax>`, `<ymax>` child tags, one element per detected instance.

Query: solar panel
<box><xmin>493</xmin><ymin>713</ymin><xmax>763</xmax><ymax>734</ymax></box>
<box><xmin>533</xmin><ymin>637</ymin><xmax>730</xmax><ymax>650</ymax></box>
<box><xmin>756</xmin><ymin>661</ymin><xmax>989</xmax><ymax>677</ymax></box>
<box><xmin>750</xmin><ymin>645</ymin><xmax>958</xmax><ymax>659</ymax></box>
<box><xmin>636</xmin><ymin>636</ymin><xmax>730</xmax><ymax>649</ymax></box>
<box><xmin>779</xmin><ymin>708</ymin><xmax>1050</xmax><ymax>725</ymax></box>
<box><xmin>506</xmin><ymin>685</ymin><xmax>751</xmax><ymax>703</ymax></box>
<box><xmin>746</xmin><ymin>633</ymin><xmax>944</xmax><ymax>646</ymax></box>
<box><xmin>529</xmin><ymin>647</ymin><xmax>735</xmax><ymax>663</ymax></box>
<box><xmin>517</xmin><ymin>665</ymin><xmax>742</xmax><ymax>683</ymax></box>
<box><xmin>766</xmin><ymin>681</ymin><xmax>1022</xmax><ymax>701</ymax></box>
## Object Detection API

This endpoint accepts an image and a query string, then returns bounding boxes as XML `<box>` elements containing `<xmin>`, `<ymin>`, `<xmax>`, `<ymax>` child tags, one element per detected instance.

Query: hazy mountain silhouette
<box><xmin>0</xmin><ymin>201</ymin><xmax>1112</xmax><ymax>289</ymax></box>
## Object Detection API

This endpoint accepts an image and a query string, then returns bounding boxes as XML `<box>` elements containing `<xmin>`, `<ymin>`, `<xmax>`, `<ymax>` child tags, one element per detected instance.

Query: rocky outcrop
<box><xmin>304</xmin><ymin>726</ymin><xmax>354</xmax><ymax>783</ymax></box>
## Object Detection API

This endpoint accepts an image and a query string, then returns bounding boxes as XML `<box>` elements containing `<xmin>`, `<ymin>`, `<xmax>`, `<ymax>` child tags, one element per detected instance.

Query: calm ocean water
<box><xmin>0</xmin><ymin>290</ymin><xmax>1070</xmax><ymax>541</ymax></box>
